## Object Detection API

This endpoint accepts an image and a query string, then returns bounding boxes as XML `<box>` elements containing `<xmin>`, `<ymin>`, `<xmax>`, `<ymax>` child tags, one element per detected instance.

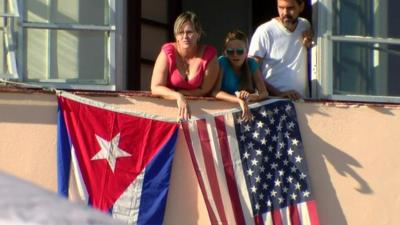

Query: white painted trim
<box><xmin>0</xmin><ymin>0</ymin><xmax>20</xmax><ymax>17</ymax></box>
<box><xmin>325</xmin><ymin>94</ymin><xmax>400</xmax><ymax>104</ymax></box>
<box><xmin>4</xmin><ymin>25</ymin><xmax>18</xmax><ymax>79</ymax></box>
<box><xmin>330</xmin><ymin>36</ymin><xmax>400</xmax><ymax>45</ymax></box>
<box><xmin>21</xmin><ymin>22</ymin><xmax>116</xmax><ymax>31</ymax></box>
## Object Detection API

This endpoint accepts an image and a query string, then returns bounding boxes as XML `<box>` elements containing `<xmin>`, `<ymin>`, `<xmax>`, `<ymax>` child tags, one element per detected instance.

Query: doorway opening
<box><xmin>252</xmin><ymin>0</ymin><xmax>312</xmax><ymax>30</ymax></box>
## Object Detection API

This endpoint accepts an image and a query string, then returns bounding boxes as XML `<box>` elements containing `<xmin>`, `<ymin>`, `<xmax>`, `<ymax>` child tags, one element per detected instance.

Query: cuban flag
<box><xmin>57</xmin><ymin>92</ymin><xmax>179</xmax><ymax>225</ymax></box>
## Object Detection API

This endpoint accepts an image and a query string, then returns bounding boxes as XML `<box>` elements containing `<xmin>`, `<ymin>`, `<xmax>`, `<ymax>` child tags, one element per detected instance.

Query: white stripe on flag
<box><xmin>262</xmin><ymin>211</ymin><xmax>273</xmax><ymax>225</ymax></box>
<box><xmin>298</xmin><ymin>202</ymin><xmax>311</xmax><ymax>225</ymax></box>
<box><xmin>224</xmin><ymin>113</ymin><xmax>255</xmax><ymax>225</ymax></box>
<box><xmin>71</xmin><ymin>146</ymin><xmax>88</xmax><ymax>204</ymax></box>
<box><xmin>187</xmin><ymin>119</ymin><xmax>222</xmax><ymax>223</ymax></box>
<box><xmin>281</xmin><ymin>206</ymin><xmax>292</xmax><ymax>225</ymax></box>
<box><xmin>112</xmin><ymin>169</ymin><xmax>145</xmax><ymax>224</ymax></box>
<box><xmin>206</xmin><ymin>117</ymin><xmax>237</xmax><ymax>225</ymax></box>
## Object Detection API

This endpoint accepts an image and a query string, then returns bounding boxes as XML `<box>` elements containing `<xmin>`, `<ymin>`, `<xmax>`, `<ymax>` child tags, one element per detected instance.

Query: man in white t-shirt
<box><xmin>248</xmin><ymin>0</ymin><xmax>312</xmax><ymax>100</ymax></box>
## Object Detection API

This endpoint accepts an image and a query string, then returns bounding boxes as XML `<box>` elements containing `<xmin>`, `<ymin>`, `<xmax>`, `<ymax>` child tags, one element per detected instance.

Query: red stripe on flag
<box><xmin>215</xmin><ymin>115</ymin><xmax>246</xmax><ymax>225</ymax></box>
<box><xmin>289</xmin><ymin>204</ymin><xmax>301</xmax><ymax>225</ymax></box>
<box><xmin>254</xmin><ymin>214</ymin><xmax>264</xmax><ymax>225</ymax></box>
<box><xmin>181</xmin><ymin>122</ymin><xmax>218</xmax><ymax>224</ymax></box>
<box><xmin>196</xmin><ymin>119</ymin><xmax>228</xmax><ymax>224</ymax></box>
<box><xmin>307</xmin><ymin>201</ymin><xmax>320</xmax><ymax>225</ymax></box>
<box><xmin>272</xmin><ymin>209</ymin><xmax>283</xmax><ymax>225</ymax></box>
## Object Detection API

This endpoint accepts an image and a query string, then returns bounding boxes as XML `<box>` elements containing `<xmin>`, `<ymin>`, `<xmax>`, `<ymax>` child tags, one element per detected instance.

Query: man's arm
<box><xmin>251</xmin><ymin>56</ymin><xmax>282</xmax><ymax>96</ymax></box>
<box><xmin>252</xmin><ymin>56</ymin><xmax>301</xmax><ymax>100</ymax></box>
<box><xmin>263</xmin><ymin>80</ymin><xmax>282</xmax><ymax>96</ymax></box>
<box><xmin>264</xmin><ymin>80</ymin><xmax>301</xmax><ymax>100</ymax></box>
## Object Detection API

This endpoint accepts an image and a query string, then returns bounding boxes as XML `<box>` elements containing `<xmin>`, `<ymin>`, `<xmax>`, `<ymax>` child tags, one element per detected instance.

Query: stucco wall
<box><xmin>1</xmin><ymin>91</ymin><xmax>400</xmax><ymax>225</ymax></box>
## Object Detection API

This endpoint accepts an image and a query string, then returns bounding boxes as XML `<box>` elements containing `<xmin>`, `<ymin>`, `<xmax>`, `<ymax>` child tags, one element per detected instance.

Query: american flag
<box><xmin>182</xmin><ymin>99</ymin><xmax>319</xmax><ymax>225</ymax></box>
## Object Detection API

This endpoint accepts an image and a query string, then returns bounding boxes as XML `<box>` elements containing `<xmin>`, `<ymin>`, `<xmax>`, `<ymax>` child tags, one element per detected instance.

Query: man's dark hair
<box><xmin>277</xmin><ymin>0</ymin><xmax>305</xmax><ymax>5</ymax></box>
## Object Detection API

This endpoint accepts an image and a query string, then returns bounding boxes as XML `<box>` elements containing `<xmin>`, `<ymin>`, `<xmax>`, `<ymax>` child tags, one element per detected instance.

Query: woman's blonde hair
<box><xmin>173</xmin><ymin>11</ymin><xmax>204</xmax><ymax>39</ymax></box>
<box><xmin>223</xmin><ymin>30</ymin><xmax>254</xmax><ymax>93</ymax></box>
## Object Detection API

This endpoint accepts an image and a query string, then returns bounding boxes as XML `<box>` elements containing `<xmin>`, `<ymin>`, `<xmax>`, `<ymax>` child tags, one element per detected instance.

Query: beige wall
<box><xmin>1</xmin><ymin>91</ymin><xmax>400</xmax><ymax>225</ymax></box>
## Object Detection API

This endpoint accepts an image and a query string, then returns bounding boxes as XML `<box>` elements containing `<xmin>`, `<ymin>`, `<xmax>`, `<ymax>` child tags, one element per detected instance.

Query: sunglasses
<box><xmin>226</xmin><ymin>48</ymin><xmax>245</xmax><ymax>56</ymax></box>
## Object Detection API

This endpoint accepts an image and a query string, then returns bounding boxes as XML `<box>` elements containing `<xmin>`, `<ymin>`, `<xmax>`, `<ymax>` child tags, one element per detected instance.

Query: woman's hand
<box><xmin>177</xmin><ymin>94</ymin><xmax>191</xmax><ymax>121</ymax></box>
<box><xmin>235</xmin><ymin>90</ymin><xmax>250</xmax><ymax>100</ymax></box>
<box><xmin>238</xmin><ymin>98</ymin><xmax>252</xmax><ymax>122</ymax></box>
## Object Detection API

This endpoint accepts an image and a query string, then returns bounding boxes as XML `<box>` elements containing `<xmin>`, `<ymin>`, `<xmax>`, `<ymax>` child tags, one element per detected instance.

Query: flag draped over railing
<box><xmin>182</xmin><ymin>99</ymin><xmax>319</xmax><ymax>225</ymax></box>
<box><xmin>57</xmin><ymin>92</ymin><xmax>179</xmax><ymax>225</ymax></box>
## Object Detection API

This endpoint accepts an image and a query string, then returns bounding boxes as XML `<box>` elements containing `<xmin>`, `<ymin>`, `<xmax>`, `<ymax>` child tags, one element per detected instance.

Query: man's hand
<box><xmin>279</xmin><ymin>90</ymin><xmax>302</xmax><ymax>100</ymax></box>
<box><xmin>302</xmin><ymin>29</ymin><xmax>314</xmax><ymax>48</ymax></box>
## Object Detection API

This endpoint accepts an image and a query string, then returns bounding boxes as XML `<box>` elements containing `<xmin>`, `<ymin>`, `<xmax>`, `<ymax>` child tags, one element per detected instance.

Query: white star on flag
<box><xmin>91</xmin><ymin>133</ymin><xmax>132</xmax><ymax>172</ymax></box>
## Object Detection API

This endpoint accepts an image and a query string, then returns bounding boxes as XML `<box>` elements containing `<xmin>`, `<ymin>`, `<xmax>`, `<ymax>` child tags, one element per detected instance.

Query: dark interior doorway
<box><xmin>252</xmin><ymin>0</ymin><xmax>312</xmax><ymax>30</ymax></box>
<box><xmin>126</xmin><ymin>0</ymin><xmax>182</xmax><ymax>90</ymax></box>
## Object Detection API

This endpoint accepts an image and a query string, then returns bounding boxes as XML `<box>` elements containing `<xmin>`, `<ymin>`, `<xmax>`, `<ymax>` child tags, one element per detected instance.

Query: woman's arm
<box><xmin>210</xmin><ymin>65</ymin><xmax>223</xmax><ymax>97</ymax></box>
<box><xmin>212</xmin><ymin>68</ymin><xmax>252</xmax><ymax>121</ymax></box>
<box><xmin>179</xmin><ymin>55</ymin><xmax>220</xmax><ymax>97</ymax></box>
<box><xmin>215</xmin><ymin>90</ymin><xmax>252</xmax><ymax>122</ymax></box>
<box><xmin>151</xmin><ymin>50</ymin><xmax>191</xmax><ymax>120</ymax></box>
<box><xmin>151</xmin><ymin>51</ymin><xmax>182</xmax><ymax>100</ymax></box>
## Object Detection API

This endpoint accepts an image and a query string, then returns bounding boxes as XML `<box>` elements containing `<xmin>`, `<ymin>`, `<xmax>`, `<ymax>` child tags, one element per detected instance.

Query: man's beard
<box><xmin>283</xmin><ymin>16</ymin><xmax>298</xmax><ymax>25</ymax></box>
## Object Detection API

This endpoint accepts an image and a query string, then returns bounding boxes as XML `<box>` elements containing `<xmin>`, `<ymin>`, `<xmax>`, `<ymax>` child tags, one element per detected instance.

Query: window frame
<box><xmin>11</xmin><ymin>0</ymin><xmax>123</xmax><ymax>91</ymax></box>
<box><xmin>313</xmin><ymin>0</ymin><xmax>400</xmax><ymax>103</ymax></box>
<box><xmin>0</xmin><ymin>0</ymin><xmax>19</xmax><ymax>79</ymax></box>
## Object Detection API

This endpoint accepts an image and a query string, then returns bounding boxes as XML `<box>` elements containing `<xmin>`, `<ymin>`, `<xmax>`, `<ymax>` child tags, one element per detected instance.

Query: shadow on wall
<box><xmin>296</xmin><ymin>103</ymin><xmax>373</xmax><ymax>225</ymax></box>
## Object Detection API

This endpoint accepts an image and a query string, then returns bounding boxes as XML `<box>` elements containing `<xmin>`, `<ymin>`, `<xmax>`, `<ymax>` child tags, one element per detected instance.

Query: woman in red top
<box><xmin>151</xmin><ymin>11</ymin><xmax>219</xmax><ymax>121</ymax></box>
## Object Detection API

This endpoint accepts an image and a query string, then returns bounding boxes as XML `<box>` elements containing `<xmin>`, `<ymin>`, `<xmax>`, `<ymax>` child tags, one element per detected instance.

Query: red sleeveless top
<box><xmin>162</xmin><ymin>43</ymin><xmax>217</xmax><ymax>90</ymax></box>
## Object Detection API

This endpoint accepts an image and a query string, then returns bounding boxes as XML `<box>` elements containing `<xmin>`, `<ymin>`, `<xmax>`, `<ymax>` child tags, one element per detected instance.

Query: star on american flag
<box><xmin>234</xmin><ymin>101</ymin><xmax>314</xmax><ymax>213</ymax></box>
